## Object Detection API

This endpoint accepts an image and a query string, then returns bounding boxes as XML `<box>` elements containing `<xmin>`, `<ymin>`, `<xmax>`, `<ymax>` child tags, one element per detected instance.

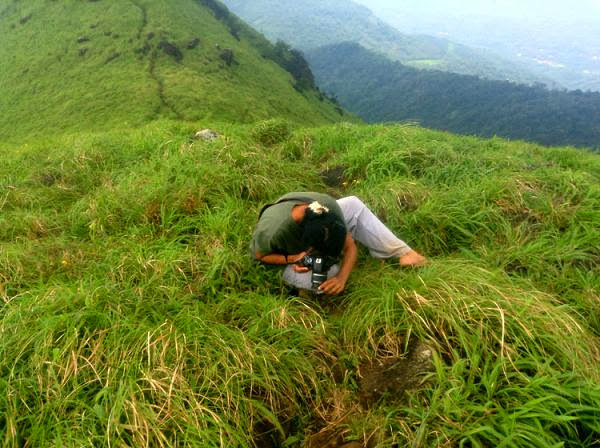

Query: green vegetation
<box><xmin>1</xmin><ymin>0</ymin><xmax>599</xmax><ymax>446</ymax></box>
<box><xmin>0</xmin><ymin>0</ymin><xmax>342</xmax><ymax>143</ymax></box>
<box><xmin>308</xmin><ymin>42</ymin><xmax>600</xmax><ymax>149</ymax></box>
<box><xmin>221</xmin><ymin>0</ymin><xmax>555</xmax><ymax>86</ymax></box>
<box><xmin>1</xmin><ymin>119</ymin><xmax>599</xmax><ymax>446</ymax></box>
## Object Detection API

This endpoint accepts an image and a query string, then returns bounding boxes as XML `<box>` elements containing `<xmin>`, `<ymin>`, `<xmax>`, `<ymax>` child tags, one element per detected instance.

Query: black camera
<box><xmin>298</xmin><ymin>254</ymin><xmax>331</xmax><ymax>292</ymax></box>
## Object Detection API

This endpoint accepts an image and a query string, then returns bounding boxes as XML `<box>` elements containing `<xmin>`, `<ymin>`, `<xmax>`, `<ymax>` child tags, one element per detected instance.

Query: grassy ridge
<box><xmin>0</xmin><ymin>0</ymin><xmax>342</xmax><ymax>143</ymax></box>
<box><xmin>1</xmin><ymin>120</ymin><xmax>599</xmax><ymax>446</ymax></box>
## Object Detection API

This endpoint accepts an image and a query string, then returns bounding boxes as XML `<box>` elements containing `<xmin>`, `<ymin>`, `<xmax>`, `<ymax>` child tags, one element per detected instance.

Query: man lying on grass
<box><xmin>251</xmin><ymin>192</ymin><xmax>426</xmax><ymax>295</ymax></box>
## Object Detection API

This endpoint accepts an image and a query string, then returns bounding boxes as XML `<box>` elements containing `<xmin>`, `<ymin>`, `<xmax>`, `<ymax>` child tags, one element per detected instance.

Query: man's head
<box><xmin>301</xmin><ymin>201</ymin><xmax>346</xmax><ymax>257</ymax></box>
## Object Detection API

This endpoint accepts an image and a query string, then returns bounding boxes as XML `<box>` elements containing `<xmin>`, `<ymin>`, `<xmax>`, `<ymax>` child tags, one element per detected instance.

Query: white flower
<box><xmin>308</xmin><ymin>201</ymin><xmax>329</xmax><ymax>215</ymax></box>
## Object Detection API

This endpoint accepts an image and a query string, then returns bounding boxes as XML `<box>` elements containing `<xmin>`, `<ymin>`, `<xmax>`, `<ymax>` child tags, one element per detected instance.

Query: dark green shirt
<box><xmin>250</xmin><ymin>192</ymin><xmax>346</xmax><ymax>259</ymax></box>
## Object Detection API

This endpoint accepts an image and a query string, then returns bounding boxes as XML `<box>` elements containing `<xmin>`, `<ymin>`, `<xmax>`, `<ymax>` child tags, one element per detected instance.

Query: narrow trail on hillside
<box><xmin>129</xmin><ymin>0</ymin><xmax>184</xmax><ymax>120</ymax></box>
<box><xmin>133</xmin><ymin>0</ymin><xmax>147</xmax><ymax>40</ymax></box>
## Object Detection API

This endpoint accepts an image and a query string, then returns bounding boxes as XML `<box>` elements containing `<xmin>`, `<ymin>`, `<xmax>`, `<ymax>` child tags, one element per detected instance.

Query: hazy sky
<box><xmin>354</xmin><ymin>0</ymin><xmax>600</xmax><ymax>20</ymax></box>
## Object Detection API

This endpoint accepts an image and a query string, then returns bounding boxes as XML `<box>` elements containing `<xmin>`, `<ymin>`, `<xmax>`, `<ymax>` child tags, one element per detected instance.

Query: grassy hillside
<box><xmin>308</xmin><ymin>42</ymin><xmax>600</xmax><ymax>149</ymax></box>
<box><xmin>220</xmin><ymin>0</ymin><xmax>556</xmax><ymax>87</ymax></box>
<box><xmin>1</xmin><ymin>119</ymin><xmax>599</xmax><ymax>446</ymax></box>
<box><xmin>0</xmin><ymin>0</ymin><xmax>343</xmax><ymax>143</ymax></box>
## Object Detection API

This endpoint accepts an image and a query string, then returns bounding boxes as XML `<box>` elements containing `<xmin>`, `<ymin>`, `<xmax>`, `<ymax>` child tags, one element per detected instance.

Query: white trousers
<box><xmin>282</xmin><ymin>196</ymin><xmax>412</xmax><ymax>290</ymax></box>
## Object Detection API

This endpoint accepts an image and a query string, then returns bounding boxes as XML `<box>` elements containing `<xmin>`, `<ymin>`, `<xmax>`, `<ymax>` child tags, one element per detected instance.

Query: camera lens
<box><xmin>311</xmin><ymin>272</ymin><xmax>328</xmax><ymax>293</ymax></box>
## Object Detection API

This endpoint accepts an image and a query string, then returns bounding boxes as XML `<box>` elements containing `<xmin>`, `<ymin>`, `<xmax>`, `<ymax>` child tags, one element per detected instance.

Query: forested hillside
<box><xmin>308</xmin><ymin>42</ymin><xmax>600</xmax><ymax>149</ymax></box>
<box><xmin>221</xmin><ymin>0</ymin><xmax>552</xmax><ymax>86</ymax></box>
<box><xmin>0</xmin><ymin>0</ymin><xmax>343</xmax><ymax>143</ymax></box>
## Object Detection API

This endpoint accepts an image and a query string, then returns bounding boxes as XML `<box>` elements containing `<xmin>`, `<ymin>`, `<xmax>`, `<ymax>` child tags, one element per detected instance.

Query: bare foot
<box><xmin>399</xmin><ymin>250</ymin><xmax>427</xmax><ymax>267</ymax></box>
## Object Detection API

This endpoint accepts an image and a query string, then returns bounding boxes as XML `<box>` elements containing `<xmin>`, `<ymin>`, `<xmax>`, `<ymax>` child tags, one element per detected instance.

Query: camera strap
<box><xmin>257</xmin><ymin>195</ymin><xmax>315</xmax><ymax>220</ymax></box>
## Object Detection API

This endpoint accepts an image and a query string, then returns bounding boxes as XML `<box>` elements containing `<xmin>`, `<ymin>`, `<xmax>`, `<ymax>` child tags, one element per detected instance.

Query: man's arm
<box><xmin>319</xmin><ymin>232</ymin><xmax>357</xmax><ymax>296</ymax></box>
<box><xmin>255</xmin><ymin>251</ymin><xmax>308</xmax><ymax>266</ymax></box>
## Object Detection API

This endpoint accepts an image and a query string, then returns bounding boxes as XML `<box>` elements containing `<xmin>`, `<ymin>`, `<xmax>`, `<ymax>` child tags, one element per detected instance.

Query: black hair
<box><xmin>301</xmin><ymin>207</ymin><xmax>346</xmax><ymax>257</ymax></box>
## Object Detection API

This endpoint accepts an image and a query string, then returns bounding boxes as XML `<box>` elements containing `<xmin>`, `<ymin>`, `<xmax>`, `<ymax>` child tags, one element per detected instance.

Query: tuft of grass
<box><xmin>251</xmin><ymin>119</ymin><xmax>292</xmax><ymax>146</ymax></box>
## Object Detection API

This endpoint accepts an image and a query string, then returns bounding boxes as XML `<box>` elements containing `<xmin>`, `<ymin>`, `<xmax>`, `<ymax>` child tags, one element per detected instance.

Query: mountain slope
<box><xmin>1</xmin><ymin>119</ymin><xmax>599</xmax><ymax>446</ymax></box>
<box><xmin>221</xmin><ymin>0</ymin><xmax>555</xmax><ymax>86</ymax></box>
<box><xmin>0</xmin><ymin>0</ymin><xmax>343</xmax><ymax>142</ymax></box>
<box><xmin>308</xmin><ymin>42</ymin><xmax>600</xmax><ymax>149</ymax></box>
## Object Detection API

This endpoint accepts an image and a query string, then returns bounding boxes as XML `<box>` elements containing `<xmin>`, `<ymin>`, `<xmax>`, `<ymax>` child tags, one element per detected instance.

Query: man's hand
<box><xmin>288</xmin><ymin>250</ymin><xmax>310</xmax><ymax>272</ymax></box>
<box><xmin>287</xmin><ymin>250</ymin><xmax>309</xmax><ymax>264</ymax></box>
<box><xmin>316</xmin><ymin>233</ymin><xmax>356</xmax><ymax>296</ymax></box>
<box><xmin>319</xmin><ymin>275</ymin><xmax>346</xmax><ymax>295</ymax></box>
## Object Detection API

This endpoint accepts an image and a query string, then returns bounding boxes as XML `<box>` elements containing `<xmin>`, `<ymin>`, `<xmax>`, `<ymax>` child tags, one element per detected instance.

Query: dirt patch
<box><xmin>253</xmin><ymin>419</ymin><xmax>283</xmax><ymax>448</ymax></box>
<box><xmin>304</xmin><ymin>342</ymin><xmax>434</xmax><ymax>447</ymax></box>
<box><xmin>134</xmin><ymin>43</ymin><xmax>152</xmax><ymax>57</ymax></box>
<box><xmin>359</xmin><ymin>341</ymin><xmax>434</xmax><ymax>408</ymax></box>
<box><xmin>253</xmin><ymin>412</ymin><xmax>303</xmax><ymax>448</ymax></box>
<box><xmin>219</xmin><ymin>48</ymin><xmax>235</xmax><ymax>66</ymax></box>
<box><xmin>305</xmin><ymin>430</ymin><xmax>354</xmax><ymax>448</ymax></box>
<box><xmin>158</xmin><ymin>40</ymin><xmax>183</xmax><ymax>62</ymax></box>
<box><xmin>105</xmin><ymin>52</ymin><xmax>120</xmax><ymax>64</ymax></box>
<box><xmin>39</xmin><ymin>172</ymin><xmax>59</xmax><ymax>186</ymax></box>
<box><xmin>396</xmin><ymin>190</ymin><xmax>426</xmax><ymax>213</ymax></box>
<box><xmin>320</xmin><ymin>165</ymin><xmax>347</xmax><ymax>189</ymax></box>
<box><xmin>19</xmin><ymin>14</ymin><xmax>32</xmax><ymax>25</ymax></box>
<box><xmin>187</xmin><ymin>37</ymin><xmax>201</xmax><ymax>49</ymax></box>
<box><xmin>305</xmin><ymin>425</ymin><xmax>380</xmax><ymax>448</ymax></box>
<box><xmin>144</xmin><ymin>201</ymin><xmax>161</xmax><ymax>226</ymax></box>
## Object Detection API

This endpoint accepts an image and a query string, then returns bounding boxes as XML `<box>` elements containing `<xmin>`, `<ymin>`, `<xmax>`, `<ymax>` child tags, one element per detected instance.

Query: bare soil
<box><xmin>303</xmin><ymin>341</ymin><xmax>435</xmax><ymax>448</ymax></box>
<box><xmin>359</xmin><ymin>341</ymin><xmax>434</xmax><ymax>408</ymax></box>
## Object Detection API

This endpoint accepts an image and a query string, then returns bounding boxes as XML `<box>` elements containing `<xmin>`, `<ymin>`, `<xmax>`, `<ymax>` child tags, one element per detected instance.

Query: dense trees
<box><xmin>200</xmin><ymin>0</ymin><xmax>315</xmax><ymax>91</ymax></box>
<box><xmin>308</xmin><ymin>43</ymin><xmax>600</xmax><ymax>149</ymax></box>
<box><xmin>265</xmin><ymin>41</ymin><xmax>316</xmax><ymax>91</ymax></box>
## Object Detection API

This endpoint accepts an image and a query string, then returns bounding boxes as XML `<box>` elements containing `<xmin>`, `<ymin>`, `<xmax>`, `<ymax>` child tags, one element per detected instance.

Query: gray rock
<box><xmin>194</xmin><ymin>129</ymin><xmax>220</xmax><ymax>142</ymax></box>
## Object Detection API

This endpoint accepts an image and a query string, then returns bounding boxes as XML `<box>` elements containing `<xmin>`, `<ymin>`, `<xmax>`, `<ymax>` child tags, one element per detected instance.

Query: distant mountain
<box><xmin>355</xmin><ymin>0</ymin><xmax>600</xmax><ymax>92</ymax></box>
<box><xmin>220</xmin><ymin>0</ymin><xmax>555</xmax><ymax>87</ymax></box>
<box><xmin>0</xmin><ymin>0</ymin><xmax>343</xmax><ymax>142</ymax></box>
<box><xmin>353</xmin><ymin>0</ymin><xmax>600</xmax><ymax>21</ymax></box>
<box><xmin>308</xmin><ymin>42</ymin><xmax>600</xmax><ymax>149</ymax></box>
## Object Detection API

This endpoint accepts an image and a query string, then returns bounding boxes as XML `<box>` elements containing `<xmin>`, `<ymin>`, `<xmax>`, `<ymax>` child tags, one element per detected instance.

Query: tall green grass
<box><xmin>1</xmin><ymin>120</ymin><xmax>599</xmax><ymax>446</ymax></box>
